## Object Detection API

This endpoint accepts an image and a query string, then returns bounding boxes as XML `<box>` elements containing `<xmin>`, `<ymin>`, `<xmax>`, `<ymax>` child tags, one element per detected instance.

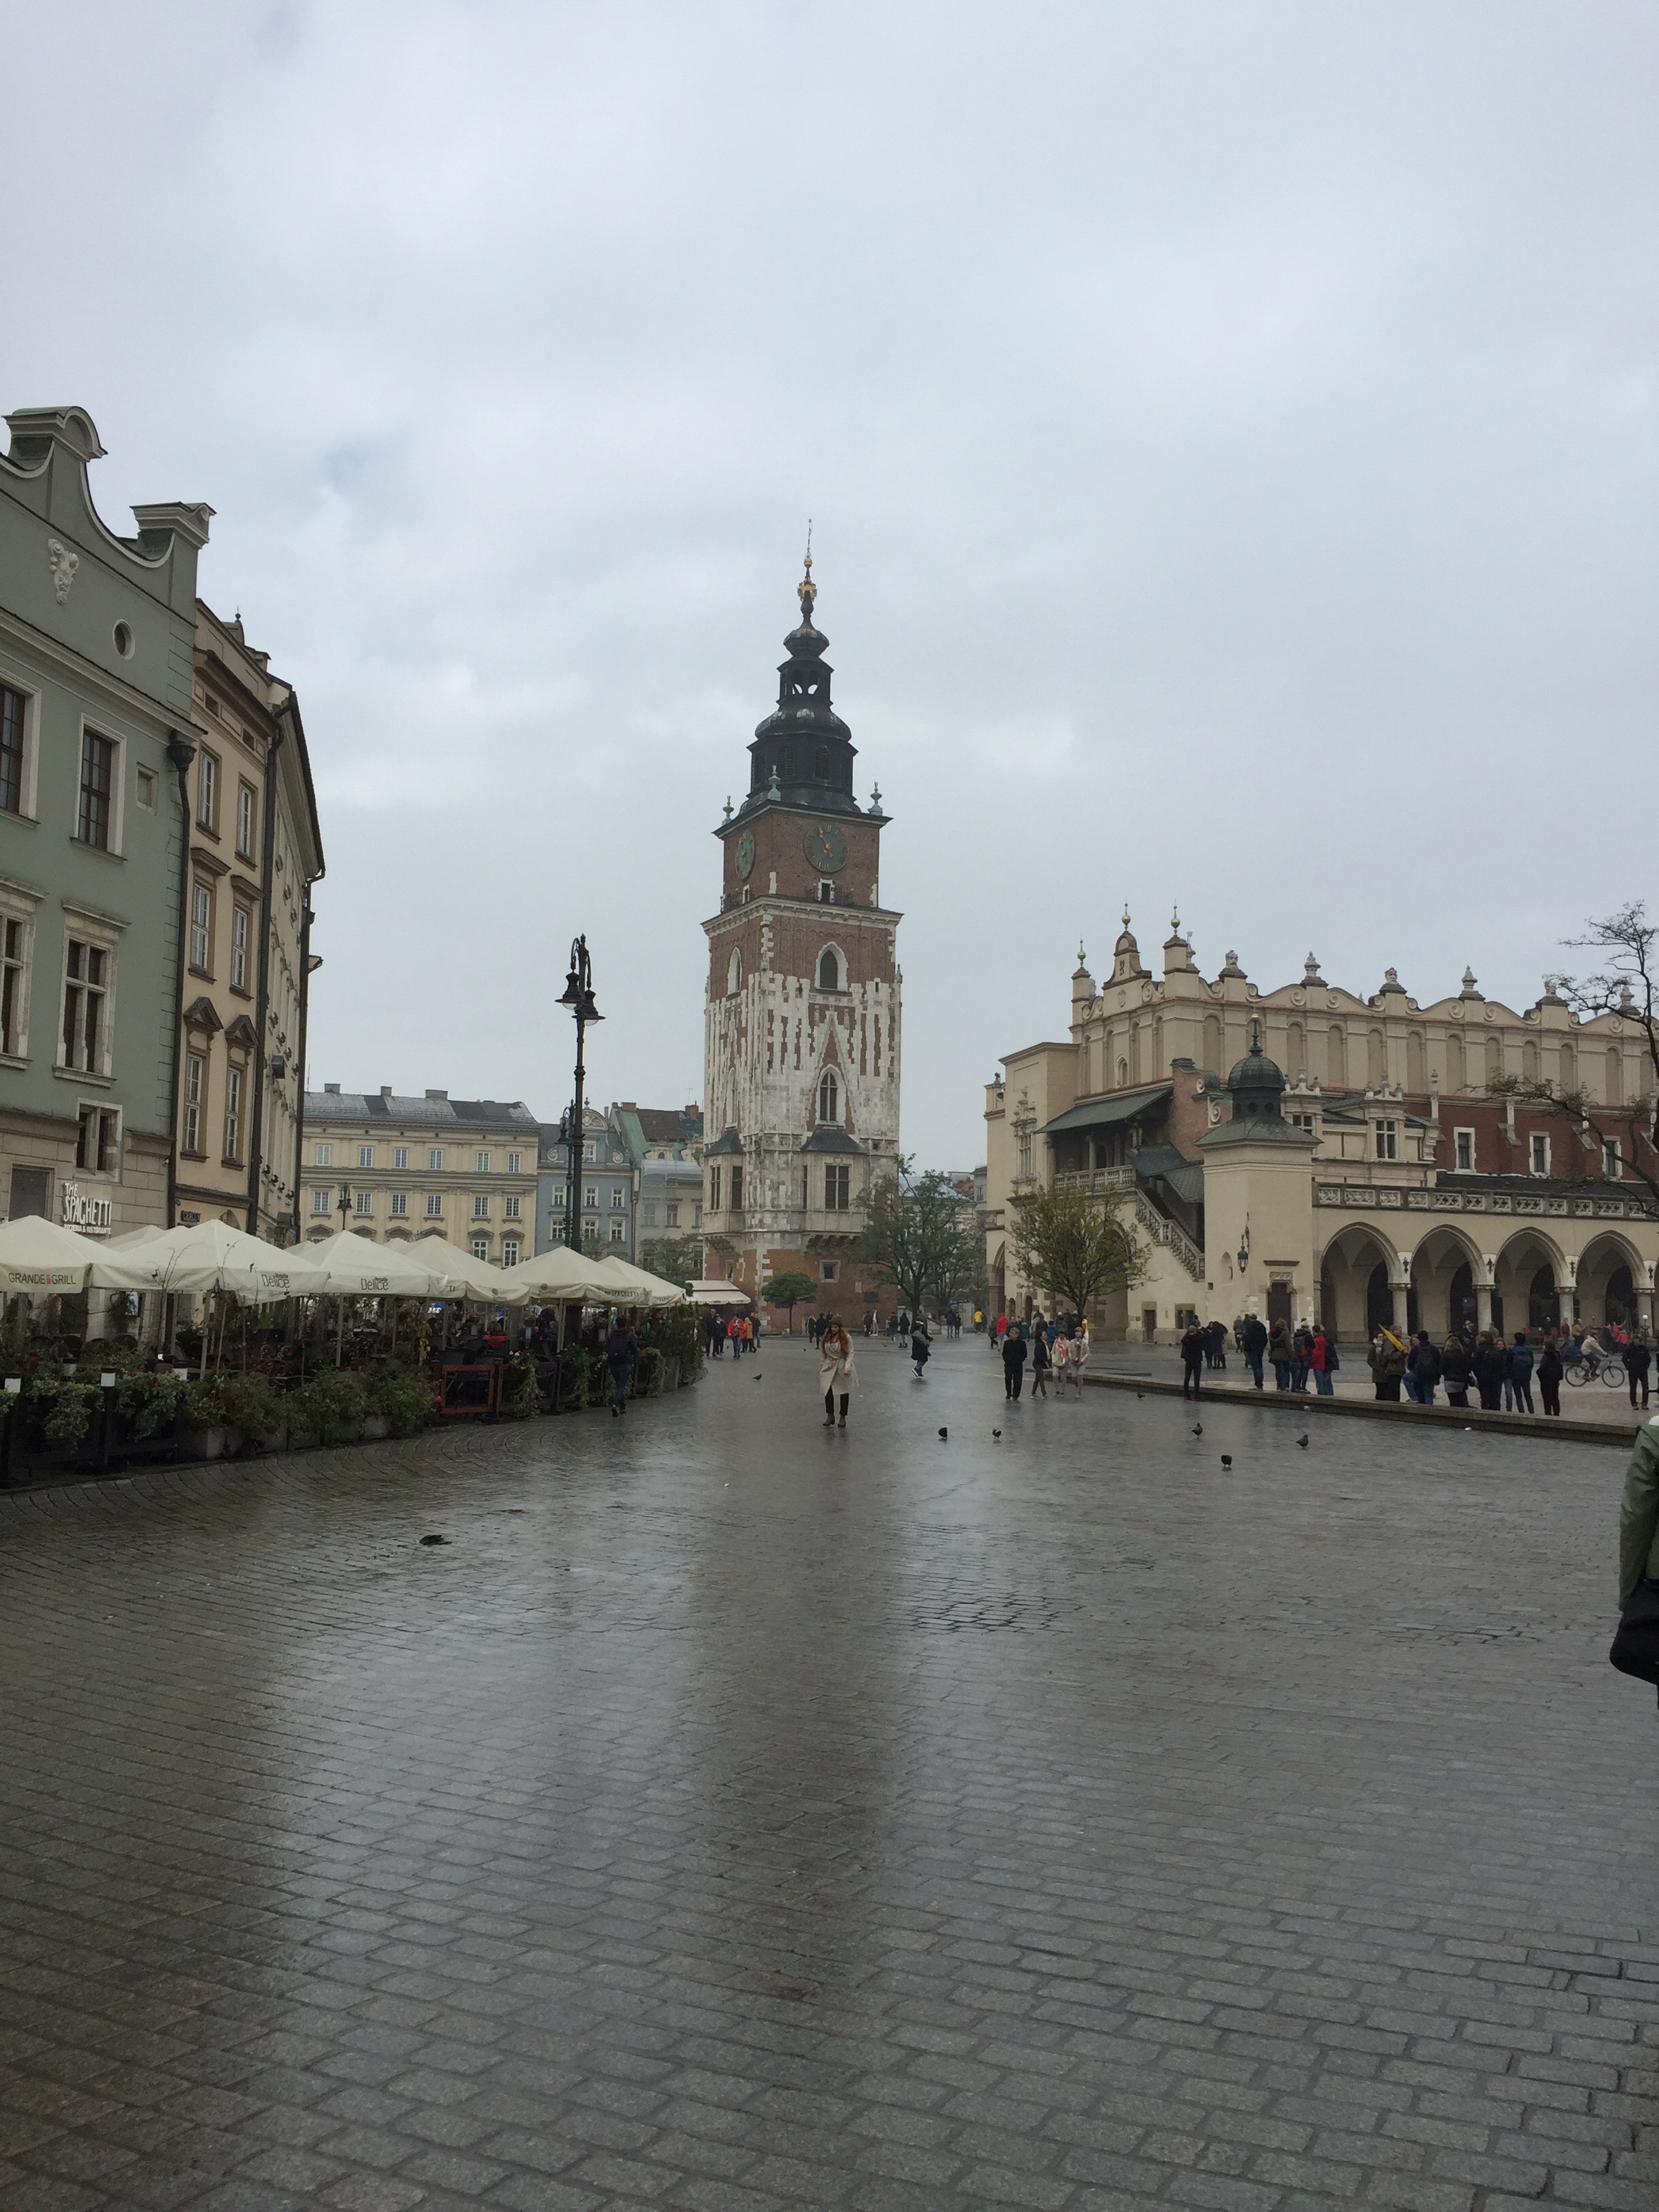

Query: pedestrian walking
<box><xmin>1628</xmin><ymin>1334</ymin><xmax>1652</xmax><ymax>1410</ymax></box>
<box><xmin>1179</xmin><ymin>1319</ymin><xmax>1205</xmax><ymax>1400</ymax></box>
<box><xmin>1537</xmin><ymin>1332</ymin><xmax>1563</xmax><ymax>1418</ymax></box>
<box><xmin>1063</xmin><ymin>1326</ymin><xmax>1088</xmax><ymax>1395</ymax></box>
<box><xmin>819</xmin><ymin>1315</ymin><xmax>855</xmax><ymax>1428</ymax></box>
<box><xmin>1030</xmin><ymin>1324</ymin><xmax>1052</xmax><ymax>1397</ymax></box>
<box><xmin>1053</xmin><ymin>1330</ymin><xmax>1071</xmax><ymax>1393</ymax></box>
<box><xmin>1509</xmin><ymin>1331</ymin><xmax>1535</xmax><ymax>1414</ymax></box>
<box><xmin>911</xmin><ymin>1314</ymin><xmax>932</xmax><ymax>1379</ymax></box>
<box><xmin>1002</xmin><ymin>1325</ymin><xmax>1028</xmax><ymax>1401</ymax></box>
<box><xmin>1441</xmin><ymin>1333</ymin><xmax>1472</xmax><ymax>1409</ymax></box>
<box><xmin>1310</xmin><ymin>1324</ymin><xmax>1338</xmax><ymax>1395</ymax></box>
<box><xmin>606</xmin><ymin>1317</ymin><xmax>638</xmax><ymax>1417</ymax></box>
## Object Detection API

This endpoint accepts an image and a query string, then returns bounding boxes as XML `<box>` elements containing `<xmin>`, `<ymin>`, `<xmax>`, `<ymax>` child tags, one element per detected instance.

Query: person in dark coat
<box><xmin>1002</xmin><ymin>1326</ymin><xmax>1028</xmax><ymax>1401</ymax></box>
<box><xmin>1441</xmin><ymin>1334</ymin><xmax>1473</xmax><ymax>1409</ymax></box>
<box><xmin>1268</xmin><ymin>1319</ymin><xmax>1293</xmax><ymax>1391</ymax></box>
<box><xmin>1509</xmin><ymin>1331</ymin><xmax>1536</xmax><ymax>1414</ymax></box>
<box><xmin>1627</xmin><ymin>1334</ymin><xmax>1652</xmax><ymax>1411</ymax></box>
<box><xmin>1537</xmin><ymin>1334</ymin><xmax>1563</xmax><ymax>1417</ymax></box>
<box><xmin>1179</xmin><ymin>1321</ymin><xmax>1205</xmax><ymax>1400</ymax></box>
<box><xmin>1406</xmin><ymin>1332</ymin><xmax>1441</xmax><ymax>1408</ymax></box>
<box><xmin>911</xmin><ymin>1315</ymin><xmax>932</xmax><ymax>1380</ymax></box>
<box><xmin>1240</xmin><ymin>1314</ymin><xmax>1267</xmax><ymax>1390</ymax></box>
<box><xmin>1473</xmin><ymin>1332</ymin><xmax>1508</xmax><ymax>1412</ymax></box>
<box><xmin>1029</xmin><ymin>1323</ymin><xmax>1051</xmax><ymax>1397</ymax></box>
<box><xmin>606</xmin><ymin>1319</ymin><xmax>638</xmax><ymax>1416</ymax></box>
<box><xmin>1370</xmin><ymin>1331</ymin><xmax>1407</xmax><ymax>1401</ymax></box>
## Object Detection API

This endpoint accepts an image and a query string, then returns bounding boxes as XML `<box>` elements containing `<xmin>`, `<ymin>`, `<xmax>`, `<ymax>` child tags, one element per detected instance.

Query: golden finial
<box><xmin>799</xmin><ymin>519</ymin><xmax>816</xmax><ymax>609</ymax></box>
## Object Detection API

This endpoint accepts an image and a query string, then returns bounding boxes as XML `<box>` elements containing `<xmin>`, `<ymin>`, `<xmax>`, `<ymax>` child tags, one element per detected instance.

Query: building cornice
<box><xmin>703</xmin><ymin>895</ymin><xmax>903</xmax><ymax>937</ymax></box>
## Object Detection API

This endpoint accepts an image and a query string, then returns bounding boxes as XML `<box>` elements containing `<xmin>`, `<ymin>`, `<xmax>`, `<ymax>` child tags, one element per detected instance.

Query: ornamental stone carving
<box><xmin>46</xmin><ymin>537</ymin><xmax>79</xmax><ymax>603</ymax></box>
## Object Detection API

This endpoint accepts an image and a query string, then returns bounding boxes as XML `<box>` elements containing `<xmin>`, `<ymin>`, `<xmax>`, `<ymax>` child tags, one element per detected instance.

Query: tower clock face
<box><xmin>804</xmin><ymin>821</ymin><xmax>847</xmax><ymax>874</ymax></box>
<box><xmin>735</xmin><ymin>830</ymin><xmax>755</xmax><ymax>880</ymax></box>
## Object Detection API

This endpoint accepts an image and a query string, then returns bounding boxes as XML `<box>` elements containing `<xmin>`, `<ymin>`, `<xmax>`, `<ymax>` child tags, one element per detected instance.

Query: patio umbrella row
<box><xmin>0</xmin><ymin>1217</ymin><xmax>684</xmax><ymax>1308</ymax></box>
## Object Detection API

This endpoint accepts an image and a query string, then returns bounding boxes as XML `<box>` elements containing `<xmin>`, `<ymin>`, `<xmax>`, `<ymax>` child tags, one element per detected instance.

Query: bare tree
<box><xmin>1491</xmin><ymin>902</ymin><xmax>1659</xmax><ymax>1210</ymax></box>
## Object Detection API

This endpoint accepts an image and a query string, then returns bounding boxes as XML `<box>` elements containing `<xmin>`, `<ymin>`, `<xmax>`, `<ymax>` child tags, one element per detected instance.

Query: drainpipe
<box><xmin>164</xmin><ymin>733</ymin><xmax>197</xmax><ymax>1229</ymax></box>
<box><xmin>244</xmin><ymin>701</ymin><xmax>288</xmax><ymax>1236</ymax></box>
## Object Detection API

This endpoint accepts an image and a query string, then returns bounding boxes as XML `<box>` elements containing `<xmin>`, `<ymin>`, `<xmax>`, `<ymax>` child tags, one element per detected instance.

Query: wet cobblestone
<box><xmin>0</xmin><ymin>1340</ymin><xmax>1654</xmax><ymax>2212</ymax></box>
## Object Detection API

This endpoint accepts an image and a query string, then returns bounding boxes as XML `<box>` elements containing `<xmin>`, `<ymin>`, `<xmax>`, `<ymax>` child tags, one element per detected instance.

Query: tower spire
<box><xmin>799</xmin><ymin>521</ymin><xmax>815</xmax><ymax>613</ymax></box>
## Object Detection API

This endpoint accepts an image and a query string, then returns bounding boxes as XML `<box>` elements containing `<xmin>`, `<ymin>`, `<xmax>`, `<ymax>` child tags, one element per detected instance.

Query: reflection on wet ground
<box><xmin>1</xmin><ymin>1336</ymin><xmax>1653</xmax><ymax>2211</ymax></box>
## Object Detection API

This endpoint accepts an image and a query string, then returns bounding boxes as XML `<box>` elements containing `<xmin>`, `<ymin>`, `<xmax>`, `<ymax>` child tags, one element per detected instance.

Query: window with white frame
<box><xmin>817</xmin><ymin>947</ymin><xmax>842</xmax><ymax>990</ymax></box>
<box><xmin>315</xmin><ymin>1143</ymin><xmax>333</xmax><ymax>1168</ymax></box>
<box><xmin>236</xmin><ymin>782</ymin><xmax>256</xmax><ymax>860</ymax></box>
<box><xmin>76</xmin><ymin>1103</ymin><xmax>119</xmax><ymax>1174</ymax></box>
<box><xmin>311</xmin><ymin>1186</ymin><xmax>331</xmax><ymax>1214</ymax></box>
<box><xmin>78</xmin><ymin>731</ymin><xmax>115</xmax><ymax>849</ymax></box>
<box><xmin>183</xmin><ymin>1052</ymin><xmax>205</xmax><ymax>1153</ymax></box>
<box><xmin>584</xmin><ymin>1184</ymin><xmax>598</xmax><ymax>1210</ymax></box>
<box><xmin>818</xmin><ymin>880</ymin><xmax>835</xmax><ymax>904</ymax></box>
<box><xmin>393</xmin><ymin>1146</ymin><xmax>409</xmax><ymax>1169</ymax></box>
<box><xmin>223</xmin><ymin>1067</ymin><xmax>243</xmax><ymax>1163</ymax></box>
<box><xmin>818</xmin><ymin>1069</ymin><xmax>839</xmax><ymax>1124</ymax></box>
<box><xmin>1603</xmin><ymin>1138</ymin><xmax>1622</xmax><ymax>1179</ymax></box>
<box><xmin>581</xmin><ymin>1216</ymin><xmax>598</xmax><ymax>1244</ymax></box>
<box><xmin>196</xmin><ymin>750</ymin><xmax>218</xmax><ymax>832</ymax></box>
<box><xmin>470</xmin><ymin>1233</ymin><xmax>489</xmax><ymax>1260</ymax></box>
<box><xmin>1530</xmin><ymin>1132</ymin><xmax>1551</xmax><ymax>1176</ymax></box>
<box><xmin>428</xmin><ymin>1147</ymin><xmax>443</xmax><ymax>1170</ymax></box>
<box><xmin>583</xmin><ymin>1140</ymin><xmax>595</xmax><ymax>1160</ymax></box>
<box><xmin>507</xmin><ymin>1151</ymin><xmax>520</xmax><ymax>1174</ymax></box>
<box><xmin>189</xmin><ymin>882</ymin><xmax>211</xmax><ymax>973</ymax></box>
<box><xmin>1374</xmin><ymin>1120</ymin><xmax>1398</xmax><ymax>1161</ymax></box>
<box><xmin>60</xmin><ymin>937</ymin><xmax>110</xmax><ymax>1074</ymax></box>
<box><xmin>0</xmin><ymin>908</ymin><xmax>31</xmax><ymax>1057</ymax></box>
<box><xmin>0</xmin><ymin>684</ymin><xmax>27</xmax><ymax>815</ymax></box>
<box><xmin>610</xmin><ymin>1186</ymin><xmax>623</xmax><ymax>1210</ymax></box>
<box><xmin>609</xmin><ymin>1221</ymin><xmax>624</xmax><ymax>1242</ymax></box>
<box><xmin>230</xmin><ymin>904</ymin><xmax>250</xmax><ymax>991</ymax></box>
<box><xmin>390</xmin><ymin>1191</ymin><xmax>408</xmax><ymax>1216</ymax></box>
<box><xmin>354</xmin><ymin>1189</ymin><xmax>372</xmax><ymax>1215</ymax></box>
<box><xmin>426</xmin><ymin>1191</ymin><xmax>443</xmax><ymax>1216</ymax></box>
<box><xmin>476</xmin><ymin>1150</ymin><xmax>490</xmax><ymax>1172</ymax></box>
<box><xmin>665</xmin><ymin>1200</ymin><xmax>680</xmax><ymax>1227</ymax></box>
<box><xmin>501</xmin><ymin>1236</ymin><xmax>520</xmax><ymax>1267</ymax></box>
<box><xmin>504</xmin><ymin>1193</ymin><xmax>521</xmax><ymax>1220</ymax></box>
<box><xmin>1454</xmin><ymin>1128</ymin><xmax>1475</xmax><ymax>1172</ymax></box>
<box><xmin>727</xmin><ymin>948</ymin><xmax>741</xmax><ymax>995</ymax></box>
<box><xmin>472</xmin><ymin>1193</ymin><xmax>489</xmax><ymax>1218</ymax></box>
<box><xmin>358</xmin><ymin>1145</ymin><xmax>373</xmax><ymax>1168</ymax></box>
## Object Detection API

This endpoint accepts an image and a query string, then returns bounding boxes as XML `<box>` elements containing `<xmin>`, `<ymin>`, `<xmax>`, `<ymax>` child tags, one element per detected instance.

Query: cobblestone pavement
<box><xmin>1</xmin><ymin>1340</ymin><xmax>1655</xmax><ymax>2212</ymax></box>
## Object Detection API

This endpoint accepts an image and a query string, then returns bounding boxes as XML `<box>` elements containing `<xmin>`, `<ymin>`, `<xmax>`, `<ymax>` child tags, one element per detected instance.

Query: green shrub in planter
<box><xmin>308</xmin><ymin>1370</ymin><xmax>369</xmax><ymax>1442</ymax></box>
<box><xmin>364</xmin><ymin>1366</ymin><xmax>433</xmax><ymax>1437</ymax></box>
<box><xmin>187</xmin><ymin>1372</ymin><xmax>282</xmax><ymax>1440</ymax></box>
<box><xmin>636</xmin><ymin>1346</ymin><xmax>664</xmax><ymax>1397</ymax></box>
<box><xmin>501</xmin><ymin>1354</ymin><xmax>537</xmax><ymax>1420</ymax></box>
<box><xmin>117</xmin><ymin>1368</ymin><xmax>188</xmax><ymax>1439</ymax></box>
<box><xmin>41</xmin><ymin>1378</ymin><xmax>97</xmax><ymax>1447</ymax></box>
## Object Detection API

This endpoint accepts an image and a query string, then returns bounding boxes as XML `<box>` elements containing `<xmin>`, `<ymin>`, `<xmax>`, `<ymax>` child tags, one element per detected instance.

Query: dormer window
<box><xmin>1374</xmin><ymin>1119</ymin><xmax>1397</xmax><ymax>1161</ymax></box>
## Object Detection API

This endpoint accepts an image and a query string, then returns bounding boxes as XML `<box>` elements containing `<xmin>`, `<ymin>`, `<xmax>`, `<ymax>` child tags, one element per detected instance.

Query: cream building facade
<box><xmin>178</xmin><ymin>605</ymin><xmax>323</xmax><ymax>1240</ymax></box>
<box><xmin>987</xmin><ymin>915</ymin><xmax>1659</xmax><ymax>1345</ymax></box>
<box><xmin>301</xmin><ymin>1088</ymin><xmax>539</xmax><ymax>1264</ymax></box>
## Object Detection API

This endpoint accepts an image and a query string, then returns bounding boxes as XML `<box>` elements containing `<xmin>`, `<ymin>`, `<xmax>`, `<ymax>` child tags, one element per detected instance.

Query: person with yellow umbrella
<box><xmin>1370</xmin><ymin>1322</ymin><xmax>1409</xmax><ymax>1402</ymax></box>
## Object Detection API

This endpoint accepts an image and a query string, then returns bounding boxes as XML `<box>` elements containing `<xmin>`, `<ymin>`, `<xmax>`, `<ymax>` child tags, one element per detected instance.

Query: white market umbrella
<box><xmin>498</xmin><ymin>1244</ymin><xmax>613</xmax><ymax>1303</ymax></box>
<box><xmin>97</xmin><ymin>1220</ymin><xmax>329</xmax><ymax>1303</ymax></box>
<box><xmin>587</xmin><ymin>1254</ymin><xmax>683</xmax><ymax>1309</ymax></box>
<box><xmin>0</xmin><ymin>1214</ymin><xmax>105</xmax><ymax>1292</ymax></box>
<box><xmin>104</xmin><ymin>1223</ymin><xmax>168</xmax><ymax>1252</ymax></box>
<box><xmin>687</xmin><ymin>1278</ymin><xmax>750</xmax><ymax>1307</ymax></box>
<box><xmin>405</xmin><ymin>1234</ymin><xmax>529</xmax><ymax>1306</ymax></box>
<box><xmin>304</xmin><ymin>1231</ymin><xmax>457</xmax><ymax>1298</ymax></box>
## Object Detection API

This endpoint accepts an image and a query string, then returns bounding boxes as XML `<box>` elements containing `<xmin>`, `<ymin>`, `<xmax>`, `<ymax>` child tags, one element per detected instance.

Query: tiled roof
<box><xmin>304</xmin><ymin>1092</ymin><xmax>539</xmax><ymax>1129</ymax></box>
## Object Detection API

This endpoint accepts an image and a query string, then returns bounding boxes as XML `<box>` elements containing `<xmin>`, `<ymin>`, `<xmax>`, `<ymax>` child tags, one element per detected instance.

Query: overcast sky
<box><xmin>7</xmin><ymin>3</ymin><xmax>1654</xmax><ymax>1164</ymax></box>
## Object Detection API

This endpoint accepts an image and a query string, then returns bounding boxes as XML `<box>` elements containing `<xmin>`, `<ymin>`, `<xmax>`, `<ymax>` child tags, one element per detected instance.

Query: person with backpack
<box><xmin>1406</xmin><ymin>1332</ymin><xmax>1441</xmax><ymax>1408</ymax></box>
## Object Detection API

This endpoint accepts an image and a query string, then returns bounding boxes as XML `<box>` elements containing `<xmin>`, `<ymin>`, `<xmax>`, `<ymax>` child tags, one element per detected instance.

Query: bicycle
<box><xmin>1565</xmin><ymin>1357</ymin><xmax>1626</xmax><ymax>1388</ymax></box>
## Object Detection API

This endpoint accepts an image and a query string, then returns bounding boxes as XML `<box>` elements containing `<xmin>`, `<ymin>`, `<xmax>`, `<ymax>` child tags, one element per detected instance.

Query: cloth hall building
<box><xmin>700</xmin><ymin>562</ymin><xmax>901</xmax><ymax>1317</ymax></box>
<box><xmin>985</xmin><ymin>914</ymin><xmax>1659</xmax><ymax>1345</ymax></box>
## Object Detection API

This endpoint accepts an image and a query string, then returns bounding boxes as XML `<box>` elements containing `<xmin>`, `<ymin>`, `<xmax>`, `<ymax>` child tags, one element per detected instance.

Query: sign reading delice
<box><xmin>60</xmin><ymin>1183</ymin><xmax>112</xmax><ymax>1235</ymax></box>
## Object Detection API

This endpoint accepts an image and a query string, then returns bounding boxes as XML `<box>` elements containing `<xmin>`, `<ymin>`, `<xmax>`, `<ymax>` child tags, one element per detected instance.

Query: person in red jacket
<box><xmin>1309</xmin><ymin>1325</ymin><xmax>1339</xmax><ymax>1396</ymax></box>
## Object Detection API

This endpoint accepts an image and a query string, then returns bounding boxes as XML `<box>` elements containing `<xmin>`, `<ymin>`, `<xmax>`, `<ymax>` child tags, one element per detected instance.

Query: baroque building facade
<box><xmin>987</xmin><ymin>914</ymin><xmax>1659</xmax><ymax>1344</ymax></box>
<box><xmin>701</xmin><ymin>562</ymin><xmax>902</xmax><ymax>1315</ymax></box>
<box><xmin>0</xmin><ymin>405</ymin><xmax>209</xmax><ymax>1245</ymax></box>
<box><xmin>178</xmin><ymin>602</ymin><xmax>323</xmax><ymax>1239</ymax></box>
<box><xmin>302</xmin><ymin>1087</ymin><xmax>539</xmax><ymax>1264</ymax></box>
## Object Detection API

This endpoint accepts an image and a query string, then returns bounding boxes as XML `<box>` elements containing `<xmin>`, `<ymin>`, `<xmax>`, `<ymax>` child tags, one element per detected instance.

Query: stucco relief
<box><xmin>46</xmin><ymin>537</ymin><xmax>79</xmax><ymax>603</ymax></box>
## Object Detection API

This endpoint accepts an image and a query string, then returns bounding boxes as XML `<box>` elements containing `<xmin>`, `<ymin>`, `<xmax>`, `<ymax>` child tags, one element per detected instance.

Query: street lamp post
<box><xmin>558</xmin><ymin>936</ymin><xmax>602</xmax><ymax>1254</ymax></box>
<box><xmin>335</xmin><ymin>1181</ymin><xmax>352</xmax><ymax>1364</ymax></box>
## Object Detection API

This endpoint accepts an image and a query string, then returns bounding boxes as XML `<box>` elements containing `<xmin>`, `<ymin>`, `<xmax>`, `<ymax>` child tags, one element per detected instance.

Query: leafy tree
<box><xmin>1010</xmin><ymin>1180</ymin><xmax>1145</xmax><ymax>1322</ymax></box>
<box><xmin>638</xmin><ymin>1231</ymin><xmax>708</xmax><ymax>1288</ymax></box>
<box><xmin>855</xmin><ymin>1162</ymin><xmax>983</xmax><ymax>1316</ymax></box>
<box><xmin>760</xmin><ymin>1271</ymin><xmax>816</xmax><ymax>1330</ymax></box>
<box><xmin>1490</xmin><ymin>901</ymin><xmax>1659</xmax><ymax>1210</ymax></box>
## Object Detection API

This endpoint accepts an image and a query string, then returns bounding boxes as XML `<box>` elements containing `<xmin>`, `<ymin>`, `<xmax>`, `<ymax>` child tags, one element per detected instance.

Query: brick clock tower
<box><xmin>701</xmin><ymin>558</ymin><xmax>902</xmax><ymax>1316</ymax></box>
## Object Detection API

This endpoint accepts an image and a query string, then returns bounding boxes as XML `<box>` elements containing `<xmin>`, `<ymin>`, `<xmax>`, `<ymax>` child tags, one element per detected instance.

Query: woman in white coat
<box><xmin>819</xmin><ymin>1315</ymin><xmax>855</xmax><ymax>1428</ymax></box>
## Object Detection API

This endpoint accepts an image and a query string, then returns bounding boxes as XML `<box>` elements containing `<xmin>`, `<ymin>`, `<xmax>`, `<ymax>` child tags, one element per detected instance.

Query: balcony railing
<box><xmin>1053</xmin><ymin>1168</ymin><xmax>1136</xmax><ymax>1196</ymax></box>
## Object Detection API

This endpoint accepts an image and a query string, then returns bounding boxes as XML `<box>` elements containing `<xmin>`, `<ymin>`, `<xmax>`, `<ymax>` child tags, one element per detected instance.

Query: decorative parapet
<box><xmin>1315</xmin><ymin>1183</ymin><xmax>1658</xmax><ymax>1222</ymax></box>
<box><xmin>1053</xmin><ymin>1167</ymin><xmax>1136</xmax><ymax>1195</ymax></box>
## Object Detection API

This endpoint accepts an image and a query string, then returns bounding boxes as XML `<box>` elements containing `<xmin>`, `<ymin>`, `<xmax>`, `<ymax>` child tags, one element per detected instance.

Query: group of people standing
<box><xmin>1181</xmin><ymin>1316</ymin><xmax>1340</xmax><ymax>1398</ymax></box>
<box><xmin>994</xmin><ymin>1312</ymin><xmax>1090</xmax><ymax>1401</ymax></box>
<box><xmin>1370</xmin><ymin>1322</ymin><xmax>1652</xmax><ymax>1417</ymax></box>
<box><xmin>705</xmin><ymin>1311</ymin><xmax>756</xmax><ymax>1357</ymax></box>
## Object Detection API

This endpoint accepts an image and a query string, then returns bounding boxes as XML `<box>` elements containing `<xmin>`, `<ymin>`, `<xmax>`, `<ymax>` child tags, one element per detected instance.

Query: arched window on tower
<box><xmin>817</xmin><ymin>946</ymin><xmax>842</xmax><ymax>991</ymax></box>
<box><xmin>819</xmin><ymin>1069</ymin><xmax>840</xmax><ymax>1124</ymax></box>
<box><xmin>726</xmin><ymin>948</ymin><xmax>741</xmax><ymax>996</ymax></box>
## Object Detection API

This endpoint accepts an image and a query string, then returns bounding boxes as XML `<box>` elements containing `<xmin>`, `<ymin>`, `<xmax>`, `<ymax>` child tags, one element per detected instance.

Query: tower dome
<box><xmin>1225</xmin><ymin>1031</ymin><xmax>1287</xmax><ymax>1123</ymax></box>
<box><xmin>743</xmin><ymin>554</ymin><xmax>859</xmax><ymax>816</ymax></box>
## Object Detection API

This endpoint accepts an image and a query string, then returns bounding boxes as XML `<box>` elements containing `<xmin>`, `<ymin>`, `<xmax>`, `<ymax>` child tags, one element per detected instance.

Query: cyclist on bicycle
<box><xmin>1582</xmin><ymin>1329</ymin><xmax>1607</xmax><ymax>1378</ymax></box>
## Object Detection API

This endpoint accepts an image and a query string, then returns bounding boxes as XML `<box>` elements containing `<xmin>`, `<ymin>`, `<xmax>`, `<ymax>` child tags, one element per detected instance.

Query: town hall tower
<box><xmin>701</xmin><ymin>558</ymin><xmax>902</xmax><ymax>1311</ymax></box>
